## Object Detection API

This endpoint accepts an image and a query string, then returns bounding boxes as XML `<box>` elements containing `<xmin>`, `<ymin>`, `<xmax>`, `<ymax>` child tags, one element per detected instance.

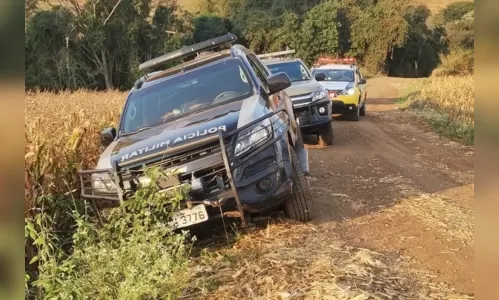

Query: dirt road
<box><xmin>192</xmin><ymin>77</ymin><xmax>474</xmax><ymax>299</ymax></box>
<box><xmin>305</xmin><ymin>77</ymin><xmax>474</xmax><ymax>294</ymax></box>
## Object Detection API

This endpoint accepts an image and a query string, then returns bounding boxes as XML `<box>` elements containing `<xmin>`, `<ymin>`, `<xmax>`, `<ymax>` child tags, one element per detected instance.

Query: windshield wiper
<box><xmin>188</xmin><ymin>107</ymin><xmax>213</xmax><ymax>116</ymax></box>
<box><xmin>121</xmin><ymin>126</ymin><xmax>153</xmax><ymax>137</ymax></box>
<box><xmin>185</xmin><ymin>109</ymin><xmax>239</xmax><ymax>127</ymax></box>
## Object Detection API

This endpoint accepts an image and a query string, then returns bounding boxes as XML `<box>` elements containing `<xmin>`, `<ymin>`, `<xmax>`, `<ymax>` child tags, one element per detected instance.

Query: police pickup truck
<box><xmin>260</xmin><ymin>51</ymin><xmax>333</xmax><ymax>146</ymax></box>
<box><xmin>79</xmin><ymin>34</ymin><xmax>313</xmax><ymax>229</ymax></box>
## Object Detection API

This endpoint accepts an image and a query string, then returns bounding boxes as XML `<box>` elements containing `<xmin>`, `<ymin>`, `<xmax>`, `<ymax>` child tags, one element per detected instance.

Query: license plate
<box><xmin>169</xmin><ymin>204</ymin><xmax>208</xmax><ymax>229</ymax></box>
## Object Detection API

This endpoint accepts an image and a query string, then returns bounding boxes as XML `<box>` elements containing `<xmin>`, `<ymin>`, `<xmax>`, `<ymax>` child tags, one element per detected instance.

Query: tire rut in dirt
<box><xmin>285</xmin><ymin>147</ymin><xmax>313</xmax><ymax>222</ymax></box>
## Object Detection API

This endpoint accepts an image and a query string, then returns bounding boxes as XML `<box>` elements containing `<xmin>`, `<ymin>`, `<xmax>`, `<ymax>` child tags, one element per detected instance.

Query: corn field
<box><xmin>25</xmin><ymin>90</ymin><xmax>126</xmax><ymax>213</ymax></box>
<box><xmin>417</xmin><ymin>75</ymin><xmax>474</xmax><ymax>127</ymax></box>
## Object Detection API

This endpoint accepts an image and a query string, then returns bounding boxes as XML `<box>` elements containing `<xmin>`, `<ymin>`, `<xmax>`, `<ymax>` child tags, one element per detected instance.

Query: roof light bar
<box><xmin>314</xmin><ymin>56</ymin><xmax>357</xmax><ymax>67</ymax></box>
<box><xmin>138</xmin><ymin>33</ymin><xmax>238</xmax><ymax>72</ymax></box>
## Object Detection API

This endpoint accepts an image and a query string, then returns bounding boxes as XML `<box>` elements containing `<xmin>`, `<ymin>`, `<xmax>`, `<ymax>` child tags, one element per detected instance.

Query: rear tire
<box><xmin>359</xmin><ymin>100</ymin><xmax>366</xmax><ymax>116</ymax></box>
<box><xmin>284</xmin><ymin>147</ymin><xmax>313</xmax><ymax>222</ymax></box>
<box><xmin>318</xmin><ymin>123</ymin><xmax>334</xmax><ymax>146</ymax></box>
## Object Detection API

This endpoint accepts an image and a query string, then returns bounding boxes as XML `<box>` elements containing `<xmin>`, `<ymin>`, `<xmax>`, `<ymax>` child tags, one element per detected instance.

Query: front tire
<box><xmin>284</xmin><ymin>147</ymin><xmax>313</xmax><ymax>222</ymax></box>
<box><xmin>348</xmin><ymin>103</ymin><xmax>360</xmax><ymax>121</ymax></box>
<box><xmin>318</xmin><ymin>123</ymin><xmax>334</xmax><ymax>146</ymax></box>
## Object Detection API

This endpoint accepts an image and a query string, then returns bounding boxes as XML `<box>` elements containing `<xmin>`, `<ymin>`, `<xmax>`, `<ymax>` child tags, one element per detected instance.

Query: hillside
<box><xmin>36</xmin><ymin>0</ymin><xmax>473</xmax><ymax>15</ymax></box>
<box><xmin>176</xmin><ymin>0</ymin><xmax>474</xmax><ymax>15</ymax></box>
<box><xmin>178</xmin><ymin>0</ymin><xmax>201</xmax><ymax>13</ymax></box>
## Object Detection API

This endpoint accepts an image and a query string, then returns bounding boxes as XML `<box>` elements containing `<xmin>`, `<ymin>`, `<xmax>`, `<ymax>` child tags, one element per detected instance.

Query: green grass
<box><xmin>397</xmin><ymin>85</ymin><xmax>474</xmax><ymax>145</ymax></box>
<box><xmin>406</xmin><ymin>104</ymin><xmax>474</xmax><ymax>145</ymax></box>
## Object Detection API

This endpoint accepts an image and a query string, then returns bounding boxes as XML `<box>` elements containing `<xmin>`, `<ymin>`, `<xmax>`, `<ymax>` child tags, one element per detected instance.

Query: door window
<box><xmin>356</xmin><ymin>69</ymin><xmax>363</xmax><ymax>82</ymax></box>
<box><xmin>247</xmin><ymin>54</ymin><xmax>270</xmax><ymax>92</ymax></box>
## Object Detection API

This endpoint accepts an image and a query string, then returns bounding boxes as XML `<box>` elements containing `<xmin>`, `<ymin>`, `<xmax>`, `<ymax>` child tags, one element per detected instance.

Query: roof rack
<box><xmin>257</xmin><ymin>49</ymin><xmax>296</xmax><ymax>60</ymax></box>
<box><xmin>138</xmin><ymin>33</ymin><xmax>238</xmax><ymax>72</ymax></box>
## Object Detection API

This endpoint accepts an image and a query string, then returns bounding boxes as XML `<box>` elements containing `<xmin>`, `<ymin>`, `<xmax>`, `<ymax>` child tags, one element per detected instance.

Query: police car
<box><xmin>79</xmin><ymin>34</ymin><xmax>313</xmax><ymax>229</ymax></box>
<box><xmin>312</xmin><ymin>57</ymin><xmax>367</xmax><ymax>121</ymax></box>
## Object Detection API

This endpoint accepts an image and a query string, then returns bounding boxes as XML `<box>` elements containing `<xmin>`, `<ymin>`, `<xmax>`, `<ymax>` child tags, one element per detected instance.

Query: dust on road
<box><xmin>305</xmin><ymin>77</ymin><xmax>474</xmax><ymax>295</ymax></box>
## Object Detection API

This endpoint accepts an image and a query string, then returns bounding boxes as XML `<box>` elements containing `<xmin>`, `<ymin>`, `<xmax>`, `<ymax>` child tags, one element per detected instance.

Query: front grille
<box><xmin>295</xmin><ymin>107</ymin><xmax>309</xmax><ymax>117</ymax></box>
<box><xmin>154</xmin><ymin>141</ymin><xmax>228</xmax><ymax>194</ymax></box>
<box><xmin>291</xmin><ymin>92</ymin><xmax>313</xmax><ymax>105</ymax></box>
<box><xmin>131</xmin><ymin>141</ymin><xmax>221</xmax><ymax>171</ymax></box>
<box><xmin>179</xmin><ymin>164</ymin><xmax>230</xmax><ymax>194</ymax></box>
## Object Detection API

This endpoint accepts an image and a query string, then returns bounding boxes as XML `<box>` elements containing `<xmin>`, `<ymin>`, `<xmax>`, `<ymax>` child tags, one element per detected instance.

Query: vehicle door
<box><xmin>247</xmin><ymin>53</ymin><xmax>299</xmax><ymax>145</ymax></box>
<box><xmin>356</xmin><ymin>68</ymin><xmax>366</xmax><ymax>104</ymax></box>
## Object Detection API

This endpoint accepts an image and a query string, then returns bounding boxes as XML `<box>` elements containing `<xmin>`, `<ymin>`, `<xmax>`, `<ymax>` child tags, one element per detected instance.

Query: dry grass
<box><xmin>400</xmin><ymin>75</ymin><xmax>474</xmax><ymax>144</ymax></box>
<box><xmin>24</xmin><ymin>90</ymin><xmax>126</xmax><ymax>210</ymax></box>
<box><xmin>184</xmin><ymin>220</ymin><xmax>472</xmax><ymax>299</ymax></box>
<box><xmin>415</xmin><ymin>76</ymin><xmax>474</xmax><ymax>127</ymax></box>
<box><xmin>393</xmin><ymin>193</ymin><xmax>474</xmax><ymax>246</ymax></box>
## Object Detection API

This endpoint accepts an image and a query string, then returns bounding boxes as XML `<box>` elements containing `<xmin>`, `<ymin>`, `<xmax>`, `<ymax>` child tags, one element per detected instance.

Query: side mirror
<box><xmin>314</xmin><ymin>72</ymin><xmax>326</xmax><ymax>81</ymax></box>
<box><xmin>100</xmin><ymin>127</ymin><xmax>116</xmax><ymax>147</ymax></box>
<box><xmin>358</xmin><ymin>78</ymin><xmax>367</xmax><ymax>84</ymax></box>
<box><xmin>267</xmin><ymin>72</ymin><xmax>292</xmax><ymax>95</ymax></box>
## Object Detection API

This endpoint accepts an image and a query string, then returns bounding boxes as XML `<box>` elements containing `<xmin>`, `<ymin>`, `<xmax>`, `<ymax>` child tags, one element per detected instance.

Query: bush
<box><xmin>440</xmin><ymin>1</ymin><xmax>474</xmax><ymax>23</ymax></box>
<box><xmin>432</xmin><ymin>49</ymin><xmax>474</xmax><ymax>76</ymax></box>
<box><xmin>25</xmin><ymin>168</ymin><xmax>194</xmax><ymax>299</ymax></box>
<box><xmin>445</xmin><ymin>17</ymin><xmax>474</xmax><ymax>50</ymax></box>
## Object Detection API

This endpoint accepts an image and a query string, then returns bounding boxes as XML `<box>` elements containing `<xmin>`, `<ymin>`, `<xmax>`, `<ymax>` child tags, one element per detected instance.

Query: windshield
<box><xmin>267</xmin><ymin>61</ymin><xmax>311</xmax><ymax>82</ymax></box>
<box><xmin>314</xmin><ymin>69</ymin><xmax>354</xmax><ymax>82</ymax></box>
<box><xmin>120</xmin><ymin>59</ymin><xmax>253</xmax><ymax>134</ymax></box>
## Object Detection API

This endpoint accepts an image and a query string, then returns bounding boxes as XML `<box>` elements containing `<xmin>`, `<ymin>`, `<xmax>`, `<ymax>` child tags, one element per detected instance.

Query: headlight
<box><xmin>313</xmin><ymin>90</ymin><xmax>326</xmax><ymax>101</ymax></box>
<box><xmin>91</xmin><ymin>173</ymin><xmax>117</xmax><ymax>193</ymax></box>
<box><xmin>344</xmin><ymin>84</ymin><xmax>355</xmax><ymax>95</ymax></box>
<box><xmin>234</xmin><ymin>119</ymin><xmax>272</xmax><ymax>156</ymax></box>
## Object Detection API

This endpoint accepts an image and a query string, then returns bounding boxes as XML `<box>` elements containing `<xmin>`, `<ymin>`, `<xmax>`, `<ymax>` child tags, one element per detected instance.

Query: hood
<box><xmin>102</xmin><ymin>100</ymin><xmax>244</xmax><ymax>169</ymax></box>
<box><xmin>318</xmin><ymin>81</ymin><xmax>352</xmax><ymax>91</ymax></box>
<box><xmin>284</xmin><ymin>80</ymin><xmax>323</xmax><ymax>96</ymax></box>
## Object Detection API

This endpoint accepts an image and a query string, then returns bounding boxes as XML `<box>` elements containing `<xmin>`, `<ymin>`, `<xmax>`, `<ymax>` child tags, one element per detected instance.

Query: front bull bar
<box><xmin>78</xmin><ymin>108</ymin><xmax>291</xmax><ymax>228</ymax></box>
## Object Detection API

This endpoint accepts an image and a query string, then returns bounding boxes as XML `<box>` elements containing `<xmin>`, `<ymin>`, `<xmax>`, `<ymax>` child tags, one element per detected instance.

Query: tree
<box><xmin>61</xmin><ymin>0</ymin><xmax>150</xmax><ymax>90</ymax></box>
<box><xmin>389</xmin><ymin>5</ymin><xmax>444</xmax><ymax>77</ymax></box>
<box><xmin>25</xmin><ymin>7</ymin><xmax>96</xmax><ymax>90</ymax></box>
<box><xmin>440</xmin><ymin>1</ymin><xmax>474</xmax><ymax>23</ymax></box>
<box><xmin>445</xmin><ymin>17</ymin><xmax>474</xmax><ymax>50</ymax></box>
<box><xmin>192</xmin><ymin>14</ymin><xmax>231</xmax><ymax>43</ymax></box>
<box><xmin>25</xmin><ymin>0</ymin><xmax>189</xmax><ymax>91</ymax></box>
<box><xmin>348</xmin><ymin>0</ymin><xmax>409</xmax><ymax>74</ymax></box>
<box><xmin>269</xmin><ymin>12</ymin><xmax>301</xmax><ymax>52</ymax></box>
<box><xmin>298</xmin><ymin>0</ymin><xmax>340</xmax><ymax>65</ymax></box>
<box><xmin>225</xmin><ymin>0</ymin><xmax>312</xmax><ymax>53</ymax></box>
